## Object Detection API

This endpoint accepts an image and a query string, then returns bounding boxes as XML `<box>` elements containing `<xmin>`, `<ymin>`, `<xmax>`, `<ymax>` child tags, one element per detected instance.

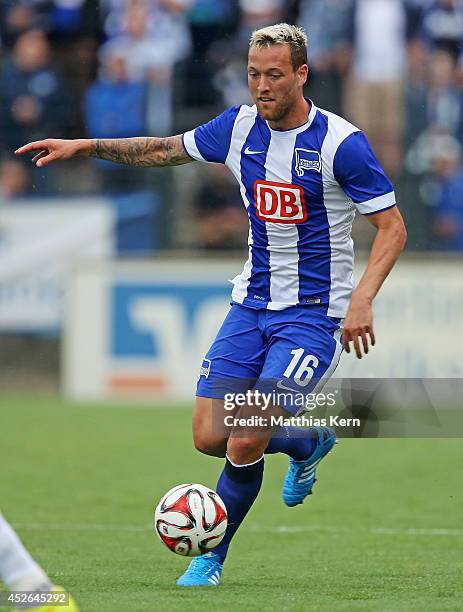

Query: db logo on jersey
<box><xmin>254</xmin><ymin>180</ymin><xmax>307</xmax><ymax>224</ymax></box>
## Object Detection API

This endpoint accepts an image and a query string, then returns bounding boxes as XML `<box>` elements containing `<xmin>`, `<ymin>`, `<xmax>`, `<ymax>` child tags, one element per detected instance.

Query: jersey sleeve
<box><xmin>182</xmin><ymin>106</ymin><xmax>241</xmax><ymax>164</ymax></box>
<box><xmin>333</xmin><ymin>131</ymin><xmax>396</xmax><ymax>215</ymax></box>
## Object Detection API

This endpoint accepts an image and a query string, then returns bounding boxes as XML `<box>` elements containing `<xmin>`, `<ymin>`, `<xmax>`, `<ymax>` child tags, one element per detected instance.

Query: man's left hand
<box><xmin>342</xmin><ymin>293</ymin><xmax>376</xmax><ymax>359</ymax></box>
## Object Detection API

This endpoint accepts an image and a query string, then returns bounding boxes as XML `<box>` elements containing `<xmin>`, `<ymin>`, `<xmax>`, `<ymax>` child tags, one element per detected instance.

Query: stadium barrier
<box><xmin>62</xmin><ymin>257</ymin><xmax>463</xmax><ymax>402</ymax></box>
<box><xmin>0</xmin><ymin>195</ymin><xmax>158</xmax><ymax>335</ymax></box>
<box><xmin>0</xmin><ymin>199</ymin><xmax>114</xmax><ymax>333</ymax></box>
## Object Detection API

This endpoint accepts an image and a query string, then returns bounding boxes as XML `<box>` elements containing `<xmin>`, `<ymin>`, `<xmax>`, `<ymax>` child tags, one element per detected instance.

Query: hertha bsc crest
<box><xmin>295</xmin><ymin>149</ymin><xmax>321</xmax><ymax>177</ymax></box>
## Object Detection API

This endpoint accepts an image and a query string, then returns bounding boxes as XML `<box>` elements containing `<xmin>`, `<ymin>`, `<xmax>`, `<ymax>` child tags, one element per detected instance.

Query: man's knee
<box><xmin>227</xmin><ymin>435</ymin><xmax>268</xmax><ymax>465</ymax></box>
<box><xmin>193</xmin><ymin>396</ymin><xmax>227</xmax><ymax>457</ymax></box>
<box><xmin>193</xmin><ymin>430</ymin><xmax>226</xmax><ymax>457</ymax></box>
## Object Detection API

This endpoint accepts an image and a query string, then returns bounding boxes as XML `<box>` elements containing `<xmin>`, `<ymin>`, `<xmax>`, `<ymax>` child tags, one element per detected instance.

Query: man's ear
<box><xmin>298</xmin><ymin>64</ymin><xmax>308</xmax><ymax>87</ymax></box>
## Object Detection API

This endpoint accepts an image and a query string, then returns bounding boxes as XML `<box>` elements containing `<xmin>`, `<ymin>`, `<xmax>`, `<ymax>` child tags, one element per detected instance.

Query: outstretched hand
<box><xmin>342</xmin><ymin>293</ymin><xmax>376</xmax><ymax>359</ymax></box>
<box><xmin>15</xmin><ymin>138</ymin><xmax>87</xmax><ymax>167</ymax></box>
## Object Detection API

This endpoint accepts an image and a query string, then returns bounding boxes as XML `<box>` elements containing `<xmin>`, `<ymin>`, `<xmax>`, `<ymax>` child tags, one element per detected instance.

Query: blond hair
<box><xmin>249</xmin><ymin>23</ymin><xmax>308</xmax><ymax>70</ymax></box>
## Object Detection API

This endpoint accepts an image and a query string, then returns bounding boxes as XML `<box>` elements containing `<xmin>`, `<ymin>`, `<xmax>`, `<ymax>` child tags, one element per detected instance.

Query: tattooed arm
<box><xmin>15</xmin><ymin>135</ymin><xmax>193</xmax><ymax>168</ymax></box>
<box><xmin>92</xmin><ymin>136</ymin><xmax>192</xmax><ymax>167</ymax></box>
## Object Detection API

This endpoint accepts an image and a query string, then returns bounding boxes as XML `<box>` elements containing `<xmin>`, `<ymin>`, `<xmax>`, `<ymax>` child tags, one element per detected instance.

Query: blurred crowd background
<box><xmin>1</xmin><ymin>0</ymin><xmax>463</xmax><ymax>253</ymax></box>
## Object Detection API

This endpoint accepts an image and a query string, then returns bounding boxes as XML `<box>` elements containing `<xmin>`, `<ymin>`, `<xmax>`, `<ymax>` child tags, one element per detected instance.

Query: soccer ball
<box><xmin>154</xmin><ymin>483</ymin><xmax>227</xmax><ymax>557</ymax></box>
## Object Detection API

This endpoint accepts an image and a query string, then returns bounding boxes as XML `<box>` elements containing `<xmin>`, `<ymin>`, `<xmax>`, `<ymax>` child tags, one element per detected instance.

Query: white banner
<box><xmin>336</xmin><ymin>259</ymin><xmax>463</xmax><ymax>379</ymax></box>
<box><xmin>63</xmin><ymin>258</ymin><xmax>463</xmax><ymax>402</ymax></box>
<box><xmin>0</xmin><ymin>199</ymin><xmax>114</xmax><ymax>331</ymax></box>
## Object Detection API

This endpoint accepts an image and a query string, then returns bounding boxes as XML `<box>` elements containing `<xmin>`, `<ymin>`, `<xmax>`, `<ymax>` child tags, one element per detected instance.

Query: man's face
<box><xmin>247</xmin><ymin>43</ymin><xmax>307</xmax><ymax>123</ymax></box>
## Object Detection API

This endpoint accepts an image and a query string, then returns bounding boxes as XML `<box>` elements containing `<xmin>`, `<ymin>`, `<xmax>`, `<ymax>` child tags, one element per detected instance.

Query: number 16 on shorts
<box><xmin>283</xmin><ymin>348</ymin><xmax>320</xmax><ymax>387</ymax></box>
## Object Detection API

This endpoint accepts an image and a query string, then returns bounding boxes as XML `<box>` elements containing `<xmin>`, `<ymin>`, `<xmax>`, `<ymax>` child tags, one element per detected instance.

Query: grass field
<box><xmin>0</xmin><ymin>394</ymin><xmax>462</xmax><ymax>612</ymax></box>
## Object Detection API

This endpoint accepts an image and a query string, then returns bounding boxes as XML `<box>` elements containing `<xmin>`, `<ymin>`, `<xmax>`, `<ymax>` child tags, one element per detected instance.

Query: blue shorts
<box><xmin>196</xmin><ymin>304</ymin><xmax>343</xmax><ymax>415</ymax></box>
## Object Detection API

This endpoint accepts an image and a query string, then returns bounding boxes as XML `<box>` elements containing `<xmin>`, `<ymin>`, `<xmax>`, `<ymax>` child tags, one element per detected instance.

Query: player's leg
<box><xmin>210</xmin><ymin>401</ymin><xmax>284</xmax><ymax>564</ymax></box>
<box><xmin>0</xmin><ymin>513</ymin><xmax>51</xmax><ymax>592</ymax></box>
<box><xmin>178</xmin><ymin>409</ymin><xmax>281</xmax><ymax>587</ymax></box>
<box><xmin>191</xmin><ymin>304</ymin><xmax>267</xmax><ymax>457</ymax></box>
<box><xmin>0</xmin><ymin>513</ymin><xmax>78</xmax><ymax>610</ymax></box>
<box><xmin>192</xmin><ymin>396</ymin><xmax>227</xmax><ymax>457</ymax></box>
<box><xmin>178</xmin><ymin>305</ymin><xmax>268</xmax><ymax>587</ymax></box>
<box><xmin>259</xmin><ymin>307</ymin><xmax>343</xmax><ymax>506</ymax></box>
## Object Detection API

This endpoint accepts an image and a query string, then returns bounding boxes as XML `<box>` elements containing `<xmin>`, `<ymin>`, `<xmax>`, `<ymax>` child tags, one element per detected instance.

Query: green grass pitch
<box><xmin>0</xmin><ymin>394</ymin><xmax>462</xmax><ymax>611</ymax></box>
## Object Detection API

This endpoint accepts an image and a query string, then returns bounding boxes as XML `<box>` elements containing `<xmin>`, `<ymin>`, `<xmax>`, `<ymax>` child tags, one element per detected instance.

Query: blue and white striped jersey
<box><xmin>182</xmin><ymin>101</ymin><xmax>396</xmax><ymax>317</ymax></box>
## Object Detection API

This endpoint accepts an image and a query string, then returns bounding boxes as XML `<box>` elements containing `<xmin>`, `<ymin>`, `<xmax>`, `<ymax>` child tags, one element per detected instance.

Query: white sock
<box><xmin>0</xmin><ymin>513</ymin><xmax>52</xmax><ymax>591</ymax></box>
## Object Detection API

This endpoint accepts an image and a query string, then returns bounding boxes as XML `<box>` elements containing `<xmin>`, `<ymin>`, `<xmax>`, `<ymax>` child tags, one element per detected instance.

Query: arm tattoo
<box><xmin>91</xmin><ymin>135</ymin><xmax>193</xmax><ymax>167</ymax></box>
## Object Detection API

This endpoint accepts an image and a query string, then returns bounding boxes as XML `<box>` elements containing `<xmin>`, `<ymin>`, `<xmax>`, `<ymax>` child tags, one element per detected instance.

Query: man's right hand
<box><xmin>15</xmin><ymin>139</ymin><xmax>92</xmax><ymax>167</ymax></box>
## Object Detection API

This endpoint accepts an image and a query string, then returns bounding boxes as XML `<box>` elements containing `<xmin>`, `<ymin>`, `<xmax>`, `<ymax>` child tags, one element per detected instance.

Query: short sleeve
<box><xmin>333</xmin><ymin>131</ymin><xmax>396</xmax><ymax>215</ymax></box>
<box><xmin>182</xmin><ymin>106</ymin><xmax>241</xmax><ymax>164</ymax></box>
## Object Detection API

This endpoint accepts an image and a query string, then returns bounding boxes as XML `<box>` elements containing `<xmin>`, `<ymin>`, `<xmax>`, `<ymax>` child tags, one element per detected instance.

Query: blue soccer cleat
<box><xmin>283</xmin><ymin>426</ymin><xmax>337</xmax><ymax>507</ymax></box>
<box><xmin>176</xmin><ymin>552</ymin><xmax>223</xmax><ymax>587</ymax></box>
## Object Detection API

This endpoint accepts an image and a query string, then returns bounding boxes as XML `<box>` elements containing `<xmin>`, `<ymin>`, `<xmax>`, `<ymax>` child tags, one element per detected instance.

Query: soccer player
<box><xmin>16</xmin><ymin>23</ymin><xmax>407</xmax><ymax>587</ymax></box>
<box><xmin>0</xmin><ymin>512</ymin><xmax>78</xmax><ymax>610</ymax></box>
